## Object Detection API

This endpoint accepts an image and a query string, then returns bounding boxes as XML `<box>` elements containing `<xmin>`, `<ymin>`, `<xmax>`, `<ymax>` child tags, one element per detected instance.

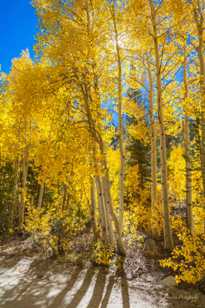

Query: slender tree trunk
<box><xmin>82</xmin><ymin>82</ymin><xmax>125</xmax><ymax>255</ymax></box>
<box><xmin>101</xmin><ymin>176</ymin><xmax>115</xmax><ymax>246</ymax></box>
<box><xmin>90</xmin><ymin>177</ymin><xmax>97</xmax><ymax>240</ymax></box>
<box><xmin>98</xmin><ymin>136</ymin><xmax>125</xmax><ymax>255</ymax></box>
<box><xmin>11</xmin><ymin>159</ymin><xmax>19</xmax><ymax>230</ymax></box>
<box><xmin>95</xmin><ymin>175</ymin><xmax>110</xmax><ymax>242</ymax></box>
<box><xmin>192</xmin><ymin>2</ymin><xmax>205</xmax><ymax>232</ymax></box>
<box><xmin>148</xmin><ymin>65</ymin><xmax>157</xmax><ymax>209</ymax></box>
<box><xmin>62</xmin><ymin>184</ymin><xmax>67</xmax><ymax>211</ymax></box>
<box><xmin>194</xmin><ymin>1</ymin><xmax>205</xmax><ymax>199</ymax></box>
<box><xmin>184</xmin><ymin>117</ymin><xmax>193</xmax><ymax>231</ymax></box>
<box><xmin>82</xmin><ymin>5</ymin><xmax>125</xmax><ymax>254</ymax></box>
<box><xmin>91</xmin><ymin>142</ymin><xmax>111</xmax><ymax>243</ymax></box>
<box><xmin>149</xmin><ymin>1</ymin><xmax>173</xmax><ymax>250</ymax></box>
<box><xmin>102</xmin><ymin>173</ymin><xmax>125</xmax><ymax>256</ymax></box>
<box><xmin>198</xmin><ymin>27</ymin><xmax>205</xmax><ymax>197</ymax></box>
<box><xmin>111</xmin><ymin>5</ymin><xmax>125</xmax><ymax>234</ymax></box>
<box><xmin>19</xmin><ymin>147</ymin><xmax>29</xmax><ymax>230</ymax></box>
<box><xmin>38</xmin><ymin>183</ymin><xmax>44</xmax><ymax>208</ymax></box>
<box><xmin>183</xmin><ymin>52</ymin><xmax>193</xmax><ymax>232</ymax></box>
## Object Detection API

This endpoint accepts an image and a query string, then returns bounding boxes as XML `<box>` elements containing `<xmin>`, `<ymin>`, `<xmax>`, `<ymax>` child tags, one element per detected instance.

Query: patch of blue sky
<box><xmin>0</xmin><ymin>1</ymin><xmax>38</xmax><ymax>73</ymax></box>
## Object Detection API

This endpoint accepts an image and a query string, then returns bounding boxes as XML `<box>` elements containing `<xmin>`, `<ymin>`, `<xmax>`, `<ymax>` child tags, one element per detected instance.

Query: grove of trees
<box><xmin>1</xmin><ymin>0</ymin><xmax>205</xmax><ymax>285</ymax></box>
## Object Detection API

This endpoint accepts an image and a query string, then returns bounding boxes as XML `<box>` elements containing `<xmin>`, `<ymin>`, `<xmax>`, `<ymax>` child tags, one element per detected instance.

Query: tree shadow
<box><xmin>66</xmin><ymin>267</ymin><xmax>96</xmax><ymax>308</ymax></box>
<box><xmin>115</xmin><ymin>256</ymin><xmax>130</xmax><ymax>308</ymax></box>
<box><xmin>86</xmin><ymin>267</ymin><xmax>108</xmax><ymax>308</ymax></box>
<box><xmin>100</xmin><ymin>274</ymin><xmax>115</xmax><ymax>308</ymax></box>
<box><xmin>0</xmin><ymin>258</ymin><xmax>52</xmax><ymax>307</ymax></box>
<box><xmin>1</xmin><ymin>259</ymin><xmax>76</xmax><ymax>308</ymax></box>
<box><xmin>49</xmin><ymin>266</ymin><xmax>82</xmax><ymax>308</ymax></box>
<box><xmin>121</xmin><ymin>271</ymin><xmax>130</xmax><ymax>308</ymax></box>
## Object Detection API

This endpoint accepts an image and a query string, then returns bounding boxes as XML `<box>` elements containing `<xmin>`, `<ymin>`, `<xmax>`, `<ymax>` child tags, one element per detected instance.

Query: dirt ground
<box><xmin>0</xmin><ymin>238</ymin><xmax>205</xmax><ymax>308</ymax></box>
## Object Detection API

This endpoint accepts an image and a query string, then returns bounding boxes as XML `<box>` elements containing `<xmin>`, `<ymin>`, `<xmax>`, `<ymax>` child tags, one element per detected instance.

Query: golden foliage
<box><xmin>161</xmin><ymin>217</ymin><xmax>205</xmax><ymax>284</ymax></box>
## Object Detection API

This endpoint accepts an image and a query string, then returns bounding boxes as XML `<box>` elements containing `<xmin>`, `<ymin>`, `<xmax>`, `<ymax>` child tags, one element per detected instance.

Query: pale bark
<box><xmin>102</xmin><ymin>174</ymin><xmax>125</xmax><ymax>255</ymax></box>
<box><xmin>95</xmin><ymin>176</ymin><xmax>110</xmax><ymax>239</ymax></box>
<box><xmin>192</xmin><ymin>1</ymin><xmax>205</xmax><ymax>232</ymax></box>
<box><xmin>80</xmin><ymin>3</ymin><xmax>125</xmax><ymax>255</ymax></box>
<box><xmin>19</xmin><ymin>147</ymin><xmax>29</xmax><ymax>230</ymax></box>
<box><xmin>111</xmin><ymin>5</ymin><xmax>125</xmax><ymax>235</ymax></box>
<box><xmin>82</xmin><ymin>84</ymin><xmax>125</xmax><ymax>254</ymax></box>
<box><xmin>183</xmin><ymin>53</ymin><xmax>193</xmax><ymax>232</ymax></box>
<box><xmin>90</xmin><ymin>177</ymin><xmax>97</xmax><ymax>240</ymax></box>
<box><xmin>10</xmin><ymin>159</ymin><xmax>19</xmax><ymax>230</ymax></box>
<box><xmin>62</xmin><ymin>184</ymin><xmax>67</xmax><ymax>210</ymax></box>
<box><xmin>147</xmin><ymin>65</ymin><xmax>157</xmax><ymax>209</ymax></box>
<box><xmin>91</xmin><ymin>142</ymin><xmax>112</xmax><ymax>243</ymax></box>
<box><xmin>98</xmin><ymin>133</ymin><xmax>125</xmax><ymax>255</ymax></box>
<box><xmin>194</xmin><ymin>5</ymin><xmax>205</xmax><ymax>197</ymax></box>
<box><xmin>38</xmin><ymin>183</ymin><xmax>44</xmax><ymax>208</ymax></box>
<box><xmin>149</xmin><ymin>1</ymin><xmax>173</xmax><ymax>249</ymax></box>
<box><xmin>101</xmin><ymin>176</ymin><xmax>115</xmax><ymax>246</ymax></box>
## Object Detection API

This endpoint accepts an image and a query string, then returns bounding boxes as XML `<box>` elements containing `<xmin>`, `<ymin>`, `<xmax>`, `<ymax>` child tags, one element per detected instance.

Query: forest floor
<box><xmin>0</xmin><ymin>236</ymin><xmax>205</xmax><ymax>308</ymax></box>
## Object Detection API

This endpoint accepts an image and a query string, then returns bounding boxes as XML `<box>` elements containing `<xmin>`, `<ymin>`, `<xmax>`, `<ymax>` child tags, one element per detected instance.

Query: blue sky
<box><xmin>0</xmin><ymin>1</ymin><xmax>37</xmax><ymax>73</ymax></box>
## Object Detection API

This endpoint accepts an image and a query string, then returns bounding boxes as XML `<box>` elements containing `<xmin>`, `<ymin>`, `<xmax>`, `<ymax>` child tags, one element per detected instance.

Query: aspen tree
<box><xmin>110</xmin><ymin>2</ymin><xmax>125</xmax><ymax>234</ymax></box>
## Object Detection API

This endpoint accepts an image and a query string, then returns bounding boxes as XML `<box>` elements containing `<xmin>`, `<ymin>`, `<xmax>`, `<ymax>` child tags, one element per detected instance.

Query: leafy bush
<box><xmin>25</xmin><ymin>202</ymin><xmax>89</xmax><ymax>255</ymax></box>
<box><xmin>93</xmin><ymin>240</ymin><xmax>114</xmax><ymax>266</ymax></box>
<box><xmin>160</xmin><ymin>217</ymin><xmax>205</xmax><ymax>284</ymax></box>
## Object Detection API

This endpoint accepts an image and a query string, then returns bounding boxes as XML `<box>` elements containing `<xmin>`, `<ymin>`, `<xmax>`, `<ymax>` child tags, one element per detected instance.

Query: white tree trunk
<box><xmin>149</xmin><ymin>1</ymin><xmax>173</xmax><ymax>249</ymax></box>
<box><xmin>111</xmin><ymin>5</ymin><xmax>125</xmax><ymax>234</ymax></box>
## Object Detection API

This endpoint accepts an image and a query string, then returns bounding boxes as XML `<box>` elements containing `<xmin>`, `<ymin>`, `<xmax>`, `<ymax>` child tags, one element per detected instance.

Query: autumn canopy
<box><xmin>0</xmin><ymin>0</ymin><xmax>205</xmax><ymax>285</ymax></box>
